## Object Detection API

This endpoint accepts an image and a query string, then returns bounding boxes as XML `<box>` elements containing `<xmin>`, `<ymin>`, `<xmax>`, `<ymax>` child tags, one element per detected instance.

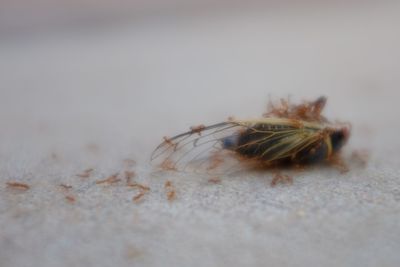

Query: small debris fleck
<box><xmin>65</xmin><ymin>195</ymin><xmax>76</xmax><ymax>203</ymax></box>
<box><xmin>96</xmin><ymin>173</ymin><xmax>121</xmax><ymax>184</ymax></box>
<box><xmin>125</xmin><ymin>171</ymin><xmax>136</xmax><ymax>185</ymax></box>
<box><xmin>166</xmin><ymin>190</ymin><xmax>176</xmax><ymax>201</ymax></box>
<box><xmin>160</xmin><ymin>158</ymin><xmax>177</xmax><ymax>171</ymax></box>
<box><xmin>76</xmin><ymin>168</ymin><xmax>94</xmax><ymax>178</ymax></box>
<box><xmin>6</xmin><ymin>182</ymin><xmax>30</xmax><ymax>191</ymax></box>
<box><xmin>271</xmin><ymin>173</ymin><xmax>293</xmax><ymax>187</ymax></box>
<box><xmin>128</xmin><ymin>182</ymin><xmax>150</xmax><ymax>191</ymax></box>
<box><xmin>164</xmin><ymin>180</ymin><xmax>176</xmax><ymax>201</ymax></box>
<box><xmin>207</xmin><ymin>152</ymin><xmax>224</xmax><ymax>171</ymax></box>
<box><xmin>132</xmin><ymin>191</ymin><xmax>146</xmax><ymax>203</ymax></box>
<box><xmin>208</xmin><ymin>177</ymin><xmax>221</xmax><ymax>184</ymax></box>
<box><xmin>59</xmin><ymin>184</ymin><xmax>73</xmax><ymax>190</ymax></box>
<box><xmin>190</xmin><ymin>124</ymin><xmax>206</xmax><ymax>135</ymax></box>
<box><xmin>351</xmin><ymin>149</ymin><xmax>369</xmax><ymax>167</ymax></box>
<box><xmin>163</xmin><ymin>136</ymin><xmax>175</xmax><ymax>146</ymax></box>
<box><xmin>164</xmin><ymin>181</ymin><xmax>172</xmax><ymax>188</ymax></box>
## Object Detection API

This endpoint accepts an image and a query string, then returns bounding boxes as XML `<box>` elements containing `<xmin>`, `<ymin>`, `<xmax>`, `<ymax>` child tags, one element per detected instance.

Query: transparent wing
<box><xmin>151</xmin><ymin>121</ymin><xmax>246</xmax><ymax>174</ymax></box>
<box><xmin>234</xmin><ymin>126</ymin><xmax>322</xmax><ymax>162</ymax></box>
<box><xmin>151</xmin><ymin>119</ymin><xmax>323</xmax><ymax>174</ymax></box>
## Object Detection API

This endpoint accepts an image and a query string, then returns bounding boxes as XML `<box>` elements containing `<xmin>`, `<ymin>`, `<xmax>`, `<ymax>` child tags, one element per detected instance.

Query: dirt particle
<box><xmin>96</xmin><ymin>173</ymin><xmax>121</xmax><ymax>185</ymax></box>
<box><xmin>76</xmin><ymin>168</ymin><xmax>94</xmax><ymax>178</ymax></box>
<box><xmin>132</xmin><ymin>191</ymin><xmax>146</xmax><ymax>203</ymax></box>
<box><xmin>190</xmin><ymin>124</ymin><xmax>206</xmax><ymax>135</ymax></box>
<box><xmin>65</xmin><ymin>195</ymin><xmax>76</xmax><ymax>203</ymax></box>
<box><xmin>128</xmin><ymin>182</ymin><xmax>150</xmax><ymax>191</ymax></box>
<box><xmin>165</xmin><ymin>180</ymin><xmax>176</xmax><ymax>201</ymax></box>
<box><xmin>125</xmin><ymin>171</ymin><xmax>136</xmax><ymax>185</ymax></box>
<box><xmin>208</xmin><ymin>177</ymin><xmax>221</xmax><ymax>184</ymax></box>
<box><xmin>59</xmin><ymin>184</ymin><xmax>73</xmax><ymax>190</ymax></box>
<box><xmin>271</xmin><ymin>173</ymin><xmax>293</xmax><ymax>187</ymax></box>
<box><xmin>160</xmin><ymin>158</ymin><xmax>177</xmax><ymax>171</ymax></box>
<box><xmin>6</xmin><ymin>181</ymin><xmax>30</xmax><ymax>191</ymax></box>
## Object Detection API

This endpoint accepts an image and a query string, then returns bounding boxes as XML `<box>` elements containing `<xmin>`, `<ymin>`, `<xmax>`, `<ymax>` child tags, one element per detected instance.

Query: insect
<box><xmin>151</xmin><ymin>96</ymin><xmax>350</xmax><ymax>174</ymax></box>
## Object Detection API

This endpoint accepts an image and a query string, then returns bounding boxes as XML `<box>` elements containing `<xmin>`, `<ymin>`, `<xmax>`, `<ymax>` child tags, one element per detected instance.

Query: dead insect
<box><xmin>151</xmin><ymin>96</ymin><xmax>350</xmax><ymax>174</ymax></box>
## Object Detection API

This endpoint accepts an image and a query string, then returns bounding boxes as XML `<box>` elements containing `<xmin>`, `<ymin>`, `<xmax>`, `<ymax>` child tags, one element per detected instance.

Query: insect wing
<box><xmin>235</xmin><ymin>125</ymin><xmax>322</xmax><ymax>162</ymax></box>
<box><xmin>151</xmin><ymin>122</ymin><xmax>245</xmax><ymax>174</ymax></box>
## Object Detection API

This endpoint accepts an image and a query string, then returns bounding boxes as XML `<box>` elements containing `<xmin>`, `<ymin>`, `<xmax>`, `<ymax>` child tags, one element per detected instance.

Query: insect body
<box><xmin>151</xmin><ymin>97</ymin><xmax>350</xmax><ymax>173</ymax></box>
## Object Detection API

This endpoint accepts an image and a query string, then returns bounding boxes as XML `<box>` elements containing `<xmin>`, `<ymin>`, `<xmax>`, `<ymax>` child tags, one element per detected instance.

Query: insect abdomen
<box><xmin>292</xmin><ymin>139</ymin><xmax>329</xmax><ymax>164</ymax></box>
<box><xmin>223</xmin><ymin>123</ymin><xmax>330</xmax><ymax>164</ymax></box>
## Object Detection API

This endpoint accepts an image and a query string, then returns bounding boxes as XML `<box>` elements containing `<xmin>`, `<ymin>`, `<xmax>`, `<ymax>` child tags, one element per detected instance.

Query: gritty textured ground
<box><xmin>1</xmin><ymin>2</ymin><xmax>400</xmax><ymax>267</ymax></box>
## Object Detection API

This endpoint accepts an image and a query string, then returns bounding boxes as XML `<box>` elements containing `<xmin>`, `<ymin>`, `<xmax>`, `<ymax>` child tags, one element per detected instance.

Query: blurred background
<box><xmin>1</xmin><ymin>1</ymin><xmax>400</xmax><ymax>267</ymax></box>
<box><xmin>1</xmin><ymin>0</ymin><xmax>399</xmax><ymax>157</ymax></box>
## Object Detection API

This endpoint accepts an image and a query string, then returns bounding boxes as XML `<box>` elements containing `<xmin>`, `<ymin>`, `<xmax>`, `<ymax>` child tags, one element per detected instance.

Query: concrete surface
<box><xmin>1</xmin><ymin>2</ymin><xmax>400</xmax><ymax>267</ymax></box>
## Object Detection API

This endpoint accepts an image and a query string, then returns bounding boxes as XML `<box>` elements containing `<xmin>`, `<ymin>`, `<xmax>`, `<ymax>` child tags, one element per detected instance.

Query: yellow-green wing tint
<box><xmin>151</xmin><ymin>118</ymin><xmax>324</xmax><ymax>173</ymax></box>
<box><xmin>234</xmin><ymin>123</ymin><xmax>322</xmax><ymax>163</ymax></box>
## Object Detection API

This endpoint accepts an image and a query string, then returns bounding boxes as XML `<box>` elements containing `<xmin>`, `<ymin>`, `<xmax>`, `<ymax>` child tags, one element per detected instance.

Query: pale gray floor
<box><xmin>1</xmin><ymin>2</ymin><xmax>400</xmax><ymax>267</ymax></box>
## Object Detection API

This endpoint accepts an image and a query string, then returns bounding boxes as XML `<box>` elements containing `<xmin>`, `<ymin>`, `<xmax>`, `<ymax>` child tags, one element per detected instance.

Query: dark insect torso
<box><xmin>224</xmin><ymin>123</ymin><xmax>329</xmax><ymax>164</ymax></box>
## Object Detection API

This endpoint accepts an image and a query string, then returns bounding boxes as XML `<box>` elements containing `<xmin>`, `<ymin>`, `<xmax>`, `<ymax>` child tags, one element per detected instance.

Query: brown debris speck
<box><xmin>128</xmin><ymin>182</ymin><xmax>150</xmax><ymax>191</ymax></box>
<box><xmin>167</xmin><ymin>190</ymin><xmax>176</xmax><ymax>201</ymax></box>
<box><xmin>264</xmin><ymin>96</ymin><xmax>328</xmax><ymax>123</ymax></box>
<box><xmin>207</xmin><ymin>152</ymin><xmax>224</xmax><ymax>171</ymax></box>
<box><xmin>132</xmin><ymin>191</ymin><xmax>146</xmax><ymax>203</ymax></box>
<box><xmin>130</xmin><ymin>180</ymin><xmax>150</xmax><ymax>203</ymax></box>
<box><xmin>76</xmin><ymin>168</ymin><xmax>94</xmax><ymax>178</ymax></box>
<box><xmin>164</xmin><ymin>180</ymin><xmax>176</xmax><ymax>201</ymax></box>
<box><xmin>351</xmin><ymin>149</ymin><xmax>369</xmax><ymax>167</ymax></box>
<box><xmin>208</xmin><ymin>177</ymin><xmax>221</xmax><ymax>184</ymax></box>
<box><xmin>125</xmin><ymin>245</ymin><xmax>144</xmax><ymax>260</ymax></box>
<box><xmin>190</xmin><ymin>124</ymin><xmax>206</xmax><ymax>135</ymax></box>
<box><xmin>125</xmin><ymin>171</ymin><xmax>136</xmax><ymax>185</ymax></box>
<box><xmin>163</xmin><ymin>136</ymin><xmax>175</xmax><ymax>146</ymax></box>
<box><xmin>328</xmin><ymin>155</ymin><xmax>349</xmax><ymax>173</ymax></box>
<box><xmin>271</xmin><ymin>173</ymin><xmax>293</xmax><ymax>187</ymax></box>
<box><xmin>160</xmin><ymin>158</ymin><xmax>177</xmax><ymax>171</ymax></box>
<box><xmin>96</xmin><ymin>173</ymin><xmax>121</xmax><ymax>184</ymax></box>
<box><xmin>65</xmin><ymin>195</ymin><xmax>76</xmax><ymax>203</ymax></box>
<box><xmin>6</xmin><ymin>182</ymin><xmax>30</xmax><ymax>191</ymax></box>
<box><xmin>59</xmin><ymin>184</ymin><xmax>73</xmax><ymax>190</ymax></box>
